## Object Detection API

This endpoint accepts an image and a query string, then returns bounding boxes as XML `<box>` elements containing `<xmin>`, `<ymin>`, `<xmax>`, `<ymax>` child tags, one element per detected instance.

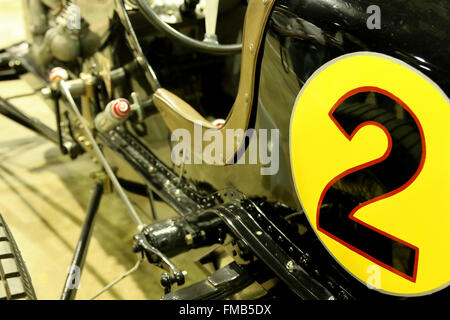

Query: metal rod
<box><xmin>0</xmin><ymin>96</ymin><xmax>61</xmax><ymax>145</ymax></box>
<box><xmin>147</xmin><ymin>187</ymin><xmax>157</xmax><ymax>220</ymax></box>
<box><xmin>61</xmin><ymin>181</ymin><xmax>104</xmax><ymax>300</ymax></box>
<box><xmin>115</xmin><ymin>0</ymin><xmax>161</xmax><ymax>92</ymax></box>
<box><xmin>54</xmin><ymin>97</ymin><xmax>68</xmax><ymax>155</ymax></box>
<box><xmin>90</xmin><ymin>257</ymin><xmax>143</xmax><ymax>300</ymax></box>
<box><xmin>0</xmin><ymin>96</ymin><xmax>82</xmax><ymax>158</ymax></box>
<box><xmin>59</xmin><ymin>80</ymin><xmax>145</xmax><ymax>229</ymax></box>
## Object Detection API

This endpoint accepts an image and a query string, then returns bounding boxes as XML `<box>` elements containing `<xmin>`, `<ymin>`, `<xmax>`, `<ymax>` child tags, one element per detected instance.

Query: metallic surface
<box><xmin>0</xmin><ymin>97</ymin><xmax>81</xmax><ymax>158</ymax></box>
<box><xmin>59</xmin><ymin>80</ymin><xmax>145</xmax><ymax>228</ymax></box>
<box><xmin>6</xmin><ymin>0</ymin><xmax>450</xmax><ymax>299</ymax></box>
<box><xmin>127</xmin><ymin>0</ymin><xmax>450</xmax><ymax>298</ymax></box>
<box><xmin>0</xmin><ymin>3</ymin><xmax>211</xmax><ymax>300</ymax></box>
<box><xmin>277</xmin><ymin>0</ymin><xmax>450</xmax><ymax>93</ymax></box>
<box><xmin>24</xmin><ymin>0</ymin><xmax>114</xmax><ymax>66</ymax></box>
<box><xmin>100</xmin><ymin>128</ymin><xmax>344</xmax><ymax>299</ymax></box>
<box><xmin>60</xmin><ymin>180</ymin><xmax>103</xmax><ymax>300</ymax></box>
<box><xmin>140</xmin><ymin>214</ymin><xmax>223</xmax><ymax>258</ymax></box>
<box><xmin>140</xmin><ymin>0</ymin><xmax>450</xmax><ymax>207</ymax></box>
<box><xmin>115</xmin><ymin>0</ymin><xmax>161</xmax><ymax>92</ymax></box>
<box><xmin>133</xmin><ymin>232</ymin><xmax>185</xmax><ymax>293</ymax></box>
<box><xmin>208</xmin><ymin>195</ymin><xmax>334</xmax><ymax>300</ymax></box>
<box><xmin>162</xmin><ymin>262</ymin><xmax>254</xmax><ymax>300</ymax></box>
<box><xmin>141</xmin><ymin>217</ymin><xmax>191</xmax><ymax>258</ymax></box>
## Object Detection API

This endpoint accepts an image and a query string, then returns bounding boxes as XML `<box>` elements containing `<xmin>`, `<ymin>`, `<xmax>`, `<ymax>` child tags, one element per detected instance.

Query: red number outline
<box><xmin>316</xmin><ymin>86</ymin><xmax>426</xmax><ymax>283</ymax></box>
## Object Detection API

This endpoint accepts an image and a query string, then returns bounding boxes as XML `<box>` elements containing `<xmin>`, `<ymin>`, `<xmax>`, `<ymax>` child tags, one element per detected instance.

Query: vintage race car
<box><xmin>0</xmin><ymin>0</ymin><xmax>448</xmax><ymax>300</ymax></box>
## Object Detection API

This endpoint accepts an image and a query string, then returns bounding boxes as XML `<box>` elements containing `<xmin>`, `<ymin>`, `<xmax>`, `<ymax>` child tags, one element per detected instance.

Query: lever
<box><xmin>203</xmin><ymin>0</ymin><xmax>219</xmax><ymax>44</ymax></box>
<box><xmin>133</xmin><ymin>233</ymin><xmax>186</xmax><ymax>294</ymax></box>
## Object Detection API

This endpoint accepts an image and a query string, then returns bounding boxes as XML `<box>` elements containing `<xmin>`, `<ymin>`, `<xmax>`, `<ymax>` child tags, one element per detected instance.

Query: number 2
<box><xmin>317</xmin><ymin>86</ymin><xmax>426</xmax><ymax>282</ymax></box>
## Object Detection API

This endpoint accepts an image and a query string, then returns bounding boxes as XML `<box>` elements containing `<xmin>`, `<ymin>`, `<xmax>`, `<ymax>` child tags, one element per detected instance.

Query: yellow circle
<box><xmin>290</xmin><ymin>52</ymin><xmax>450</xmax><ymax>296</ymax></box>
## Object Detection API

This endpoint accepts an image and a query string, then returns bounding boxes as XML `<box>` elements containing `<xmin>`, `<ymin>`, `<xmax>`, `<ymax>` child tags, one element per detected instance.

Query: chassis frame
<box><xmin>0</xmin><ymin>41</ymin><xmax>350</xmax><ymax>299</ymax></box>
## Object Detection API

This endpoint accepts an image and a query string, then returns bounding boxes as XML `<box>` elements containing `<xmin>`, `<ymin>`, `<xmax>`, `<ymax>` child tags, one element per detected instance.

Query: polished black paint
<box><xmin>277</xmin><ymin>0</ymin><xmax>450</xmax><ymax>93</ymax></box>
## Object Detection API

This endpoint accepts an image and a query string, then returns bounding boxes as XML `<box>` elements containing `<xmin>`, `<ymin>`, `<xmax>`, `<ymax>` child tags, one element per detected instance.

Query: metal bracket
<box><xmin>203</xmin><ymin>191</ymin><xmax>335</xmax><ymax>300</ymax></box>
<box><xmin>89</xmin><ymin>171</ymin><xmax>113</xmax><ymax>194</ymax></box>
<box><xmin>99</xmin><ymin>129</ymin><xmax>351</xmax><ymax>300</ymax></box>
<box><xmin>162</xmin><ymin>262</ymin><xmax>254</xmax><ymax>300</ymax></box>
<box><xmin>132</xmin><ymin>233</ymin><xmax>185</xmax><ymax>294</ymax></box>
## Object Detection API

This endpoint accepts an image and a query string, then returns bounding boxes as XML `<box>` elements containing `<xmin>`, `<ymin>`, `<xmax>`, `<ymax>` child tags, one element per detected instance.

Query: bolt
<box><xmin>299</xmin><ymin>253</ymin><xmax>311</xmax><ymax>266</ymax></box>
<box><xmin>185</xmin><ymin>234</ymin><xmax>194</xmax><ymax>246</ymax></box>
<box><xmin>286</xmin><ymin>260</ymin><xmax>295</xmax><ymax>272</ymax></box>
<box><xmin>41</xmin><ymin>87</ymin><xmax>52</xmax><ymax>99</ymax></box>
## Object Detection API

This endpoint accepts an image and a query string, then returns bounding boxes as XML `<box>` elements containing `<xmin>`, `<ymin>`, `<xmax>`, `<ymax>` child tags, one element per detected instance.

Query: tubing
<box><xmin>135</xmin><ymin>0</ymin><xmax>242</xmax><ymax>55</ymax></box>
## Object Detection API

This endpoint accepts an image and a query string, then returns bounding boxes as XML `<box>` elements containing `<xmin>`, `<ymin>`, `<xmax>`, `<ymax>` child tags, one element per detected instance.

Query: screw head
<box><xmin>185</xmin><ymin>233</ymin><xmax>194</xmax><ymax>246</ymax></box>
<box><xmin>248</xmin><ymin>43</ymin><xmax>254</xmax><ymax>54</ymax></box>
<box><xmin>286</xmin><ymin>260</ymin><xmax>295</xmax><ymax>272</ymax></box>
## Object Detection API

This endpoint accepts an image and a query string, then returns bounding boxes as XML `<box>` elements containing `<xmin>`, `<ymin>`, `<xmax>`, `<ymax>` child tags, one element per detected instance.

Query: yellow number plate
<box><xmin>290</xmin><ymin>52</ymin><xmax>450</xmax><ymax>296</ymax></box>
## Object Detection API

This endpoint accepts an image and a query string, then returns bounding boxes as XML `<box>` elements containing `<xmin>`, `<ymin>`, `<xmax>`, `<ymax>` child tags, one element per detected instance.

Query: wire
<box><xmin>90</xmin><ymin>257</ymin><xmax>143</xmax><ymax>300</ymax></box>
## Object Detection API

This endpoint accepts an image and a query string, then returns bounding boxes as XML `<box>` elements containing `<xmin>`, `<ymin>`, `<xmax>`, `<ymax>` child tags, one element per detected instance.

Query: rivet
<box><xmin>286</xmin><ymin>260</ymin><xmax>295</xmax><ymax>272</ymax></box>
<box><xmin>249</xmin><ymin>43</ymin><xmax>254</xmax><ymax>54</ymax></box>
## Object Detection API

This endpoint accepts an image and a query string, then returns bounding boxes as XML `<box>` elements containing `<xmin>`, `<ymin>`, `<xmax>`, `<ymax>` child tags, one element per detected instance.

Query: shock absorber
<box><xmin>134</xmin><ymin>213</ymin><xmax>226</xmax><ymax>258</ymax></box>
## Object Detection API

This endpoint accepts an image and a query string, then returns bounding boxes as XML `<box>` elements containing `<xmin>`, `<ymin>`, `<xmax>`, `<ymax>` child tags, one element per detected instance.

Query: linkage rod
<box><xmin>59</xmin><ymin>80</ymin><xmax>145</xmax><ymax>229</ymax></box>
